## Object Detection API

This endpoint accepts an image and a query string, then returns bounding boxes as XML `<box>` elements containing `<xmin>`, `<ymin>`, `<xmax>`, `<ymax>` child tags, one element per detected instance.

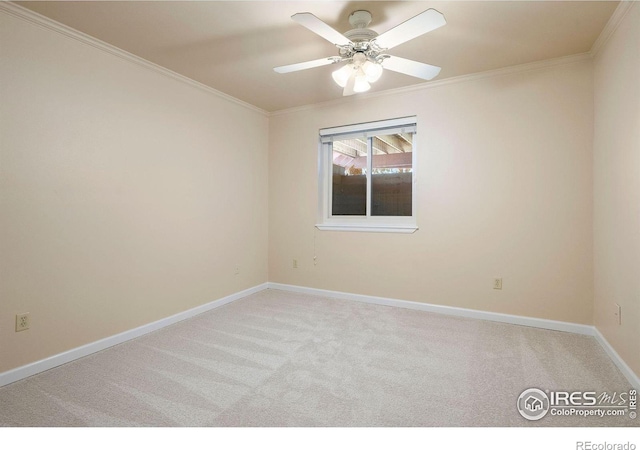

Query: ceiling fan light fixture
<box><xmin>363</xmin><ymin>61</ymin><xmax>383</xmax><ymax>83</ymax></box>
<box><xmin>332</xmin><ymin>64</ymin><xmax>354</xmax><ymax>88</ymax></box>
<box><xmin>353</xmin><ymin>73</ymin><xmax>371</xmax><ymax>93</ymax></box>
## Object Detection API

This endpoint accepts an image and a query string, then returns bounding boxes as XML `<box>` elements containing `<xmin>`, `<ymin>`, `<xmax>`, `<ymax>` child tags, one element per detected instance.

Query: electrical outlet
<box><xmin>16</xmin><ymin>313</ymin><xmax>30</xmax><ymax>332</ymax></box>
<box><xmin>493</xmin><ymin>278</ymin><xmax>503</xmax><ymax>290</ymax></box>
<box><xmin>614</xmin><ymin>303</ymin><xmax>621</xmax><ymax>325</ymax></box>
<box><xmin>234</xmin><ymin>265</ymin><xmax>240</xmax><ymax>275</ymax></box>
<box><xmin>293</xmin><ymin>259</ymin><xmax>298</xmax><ymax>269</ymax></box>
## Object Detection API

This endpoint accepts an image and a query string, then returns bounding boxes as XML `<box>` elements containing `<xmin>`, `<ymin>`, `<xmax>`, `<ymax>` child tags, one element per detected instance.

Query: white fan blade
<box><xmin>382</xmin><ymin>56</ymin><xmax>441</xmax><ymax>81</ymax></box>
<box><xmin>292</xmin><ymin>12</ymin><xmax>352</xmax><ymax>46</ymax></box>
<box><xmin>374</xmin><ymin>9</ymin><xmax>446</xmax><ymax>50</ymax></box>
<box><xmin>343</xmin><ymin>72</ymin><xmax>356</xmax><ymax>96</ymax></box>
<box><xmin>274</xmin><ymin>57</ymin><xmax>337</xmax><ymax>74</ymax></box>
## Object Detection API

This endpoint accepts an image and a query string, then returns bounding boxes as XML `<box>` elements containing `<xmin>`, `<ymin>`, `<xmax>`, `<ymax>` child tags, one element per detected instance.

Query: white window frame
<box><xmin>316</xmin><ymin>116</ymin><xmax>418</xmax><ymax>233</ymax></box>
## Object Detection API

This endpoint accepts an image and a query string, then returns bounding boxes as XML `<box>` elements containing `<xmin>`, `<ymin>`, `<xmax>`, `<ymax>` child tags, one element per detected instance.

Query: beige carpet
<box><xmin>0</xmin><ymin>289</ymin><xmax>635</xmax><ymax>427</ymax></box>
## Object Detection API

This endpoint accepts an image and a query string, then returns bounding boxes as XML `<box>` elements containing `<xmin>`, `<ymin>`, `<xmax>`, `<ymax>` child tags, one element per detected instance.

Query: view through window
<box><xmin>319</xmin><ymin>117</ymin><xmax>417</xmax><ymax>232</ymax></box>
<box><xmin>332</xmin><ymin>134</ymin><xmax>413</xmax><ymax>216</ymax></box>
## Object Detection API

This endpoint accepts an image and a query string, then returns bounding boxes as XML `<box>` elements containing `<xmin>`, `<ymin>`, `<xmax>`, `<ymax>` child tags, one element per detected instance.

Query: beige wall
<box><xmin>269</xmin><ymin>60</ymin><xmax>594</xmax><ymax>325</ymax></box>
<box><xmin>0</xmin><ymin>13</ymin><xmax>269</xmax><ymax>373</ymax></box>
<box><xmin>593</xmin><ymin>4</ymin><xmax>640</xmax><ymax>376</ymax></box>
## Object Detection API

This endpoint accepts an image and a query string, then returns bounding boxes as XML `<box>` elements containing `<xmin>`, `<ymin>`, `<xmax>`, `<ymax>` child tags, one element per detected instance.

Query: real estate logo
<box><xmin>517</xmin><ymin>388</ymin><xmax>637</xmax><ymax>421</ymax></box>
<box><xmin>517</xmin><ymin>388</ymin><xmax>550</xmax><ymax>420</ymax></box>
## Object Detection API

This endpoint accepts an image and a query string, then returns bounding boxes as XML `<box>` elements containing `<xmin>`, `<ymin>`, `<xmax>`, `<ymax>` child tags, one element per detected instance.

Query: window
<box><xmin>317</xmin><ymin>117</ymin><xmax>417</xmax><ymax>233</ymax></box>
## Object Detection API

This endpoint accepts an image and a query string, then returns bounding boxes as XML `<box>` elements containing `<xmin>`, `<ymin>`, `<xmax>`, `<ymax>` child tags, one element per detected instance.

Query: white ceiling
<box><xmin>17</xmin><ymin>1</ymin><xmax>619</xmax><ymax>112</ymax></box>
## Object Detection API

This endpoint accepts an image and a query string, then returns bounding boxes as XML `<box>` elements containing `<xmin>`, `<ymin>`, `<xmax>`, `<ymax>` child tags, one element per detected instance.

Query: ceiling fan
<box><xmin>273</xmin><ymin>9</ymin><xmax>446</xmax><ymax>96</ymax></box>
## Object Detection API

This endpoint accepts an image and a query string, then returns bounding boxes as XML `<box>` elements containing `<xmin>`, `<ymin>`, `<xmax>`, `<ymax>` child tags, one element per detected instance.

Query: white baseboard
<box><xmin>3</xmin><ymin>281</ymin><xmax>638</xmax><ymax>392</ymax></box>
<box><xmin>268</xmin><ymin>282</ymin><xmax>594</xmax><ymax>335</ymax></box>
<box><xmin>268</xmin><ymin>282</ymin><xmax>640</xmax><ymax>389</ymax></box>
<box><xmin>0</xmin><ymin>283</ymin><xmax>268</xmax><ymax>388</ymax></box>
<box><xmin>593</xmin><ymin>328</ymin><xmax>640</xmax><ymax>390</ymax></box>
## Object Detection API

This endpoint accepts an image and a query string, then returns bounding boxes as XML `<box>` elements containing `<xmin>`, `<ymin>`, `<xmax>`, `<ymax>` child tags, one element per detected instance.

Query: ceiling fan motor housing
<box><xmin>344</xmin><ymin>28</ymin><xmax>379</xmax><ymax>43</ymax></box>
<box><xmin>342</xmin><ymin>10</ymin><xmax>383</xmax><ymax>62</ymax></box>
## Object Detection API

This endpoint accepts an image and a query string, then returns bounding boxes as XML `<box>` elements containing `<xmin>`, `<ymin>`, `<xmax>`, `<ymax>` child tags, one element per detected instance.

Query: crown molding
<box><xmin>2</xmin><ymin>1</ymin><xmax>630</xmax><ymax>118</ymax></box>
<box><xmin>268</xmin><ymin>1</ymin><xmax>635</xmax><ymax>117</ymax></box>
<box><xmin>0</xmin><ymin>2</ymin><xmax>269</xmax><ymax>117</ymax></box>
<box><xmin>590</xmin><ymin>0</ymin><xmax>636</xmax><ymax>58</ymax></box>
<box><xmin>269</xmin><ymin>52</ymin><xmax>592</xmax><ymax>117</ymax></box>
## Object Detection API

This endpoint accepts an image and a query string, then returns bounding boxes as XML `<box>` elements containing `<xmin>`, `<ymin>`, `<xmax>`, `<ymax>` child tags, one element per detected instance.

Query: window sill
<box><xmin>315</xmin><ymin>224</ymin><xmax>418</xmax><ymax>234</ymax></box>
